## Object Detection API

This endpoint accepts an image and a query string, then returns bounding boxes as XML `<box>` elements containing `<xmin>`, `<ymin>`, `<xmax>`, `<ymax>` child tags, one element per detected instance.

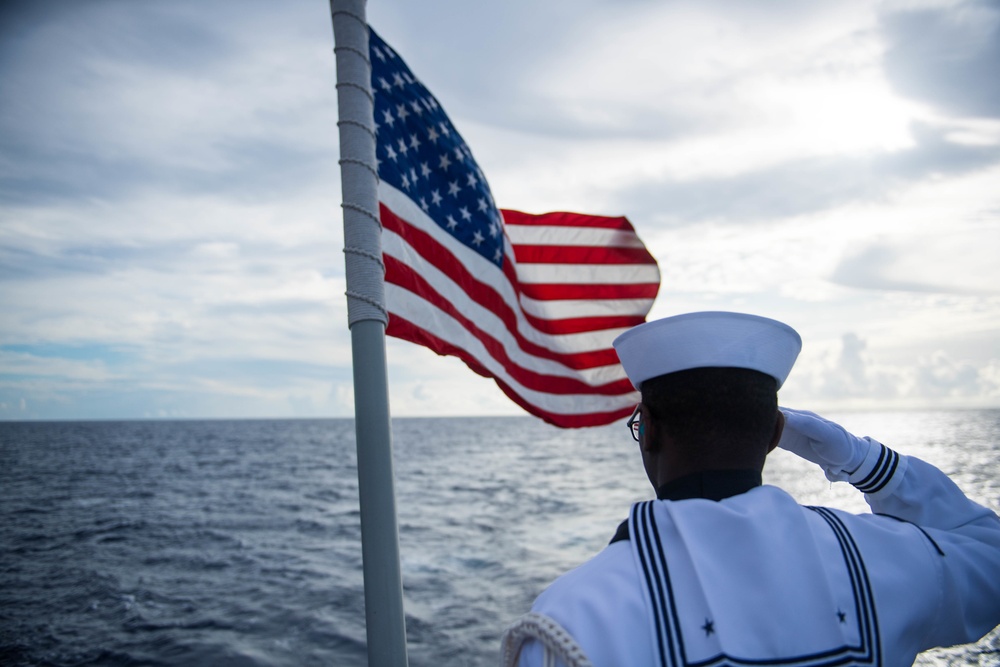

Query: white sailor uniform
<box><xmin>512</xmin><ymin>443</ymin><xmax>1000</xmax><ymax>667</ymax></box>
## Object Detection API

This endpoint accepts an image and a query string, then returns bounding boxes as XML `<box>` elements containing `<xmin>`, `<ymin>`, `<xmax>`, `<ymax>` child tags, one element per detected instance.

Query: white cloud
<box><xmin>1</xmin><ymin>0</ymin><xmax>998</xmax><ymax>419</ymax></box>
<box><xmin>783</xmin><ymin>329</ymin><xmax>1000</xmax><ymax>410</ymax></box>
<box><xmin>385</xmin><ymin>340</ymin><xmax>523</xmax><ymax>418</ymax></box>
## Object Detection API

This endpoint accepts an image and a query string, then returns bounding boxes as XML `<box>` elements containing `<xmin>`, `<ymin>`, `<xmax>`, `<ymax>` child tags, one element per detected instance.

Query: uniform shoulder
<box><xmin>529</xmin><ymin>541</ymin><xmax>653</xmax><ymax>665</ymax></box>
<box><xmin>532</xmin><ymin>541</ymin><xmax>634</xmax><ymax>611</ymax></box>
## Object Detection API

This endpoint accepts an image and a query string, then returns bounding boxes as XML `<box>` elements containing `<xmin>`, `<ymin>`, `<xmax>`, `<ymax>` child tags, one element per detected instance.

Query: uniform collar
<box><xmin>656</xmin><ymin>469</ymin><xmax>762</xmax><ymax>502</ymax></box>
<box><xmin>610</xmin><ymin>470</ymin><xmax>762</xmax><ymax>544</ymax></box>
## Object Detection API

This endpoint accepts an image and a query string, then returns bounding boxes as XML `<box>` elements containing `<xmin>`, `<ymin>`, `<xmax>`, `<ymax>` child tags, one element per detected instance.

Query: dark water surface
<box><xmin>1</xmin><ymin>412</ymin><xmax>998</xmax><ymax>666</ymax></box>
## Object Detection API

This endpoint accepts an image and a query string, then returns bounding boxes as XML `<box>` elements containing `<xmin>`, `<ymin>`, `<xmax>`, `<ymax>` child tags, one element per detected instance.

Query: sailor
<box><xmin>502</xmin><ymin>311</ymin><xmax>1000</xmax><ymax>667</ymax></box>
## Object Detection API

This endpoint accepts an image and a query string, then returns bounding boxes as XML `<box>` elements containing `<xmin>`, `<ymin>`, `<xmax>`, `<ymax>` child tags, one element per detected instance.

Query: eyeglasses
<box><xmin>627</xmin><ymin>404</ymin><xmax>642</xmax><ymax>442</ymax></box>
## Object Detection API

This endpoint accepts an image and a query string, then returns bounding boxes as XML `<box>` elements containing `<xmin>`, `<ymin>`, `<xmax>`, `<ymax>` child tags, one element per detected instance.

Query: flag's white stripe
<box><xmin>381</xmin><ymin>225</ymin><xmax>627</xmax><ymax>355</ymax></box>
<box><xmin>381</xmin><ymin>183</ymin><xmax>633</xmax><ymax>356</ymax></box>
<box><xmin>384</xmin><ymin>228</ymin><xmax>630</xmax><ymax>385</ymax></box>
<box><xmin>515</xmin><ymin>262</ymin><xmax>661</xmax><ymax>285</ymax></box>
<box><xmin>519</xmin><ymin>295</ymin><xmax>657</xmax><ymax>320</ymax></box>
<box><xmin>505</xmin><ymin>225</ymin><xmax>647</xmax><ymax>248</ymax></box>
<box><xmin>382</xmin><ymin>183</ymin><xmax>504</xmax><ymax>284</ymax></box>
<box><xmin>387</xmin><ymin>284</ymin><xmax>640</xmax><ymax>415</ymax></box>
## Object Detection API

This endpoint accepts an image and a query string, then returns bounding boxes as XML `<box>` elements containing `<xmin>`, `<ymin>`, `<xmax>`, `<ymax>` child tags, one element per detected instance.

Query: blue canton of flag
<box><xmin>370</xmin><ymin>30</ymin><xmax>504</xmax><ymax>267</ymax></box>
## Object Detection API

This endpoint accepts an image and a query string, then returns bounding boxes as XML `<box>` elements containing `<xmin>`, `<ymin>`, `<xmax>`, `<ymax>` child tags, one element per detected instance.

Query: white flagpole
<box><xmin>329</xmin><ymin>1</ymin><xmax>409</xmax><ymax>665</ymax></box>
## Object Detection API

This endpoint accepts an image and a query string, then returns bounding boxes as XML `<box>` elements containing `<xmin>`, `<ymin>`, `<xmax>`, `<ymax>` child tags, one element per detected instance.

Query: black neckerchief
<box><xmin>609</xmin><ymin>470</ymin><xmax>762</xmax><ymax>544</ymax></box>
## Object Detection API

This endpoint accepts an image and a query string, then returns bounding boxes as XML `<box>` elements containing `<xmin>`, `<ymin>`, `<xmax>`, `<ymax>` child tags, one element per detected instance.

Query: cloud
<box><xmin>2</xmin><ymin>0</ymin><xmax>998</xmax><ymax>418</ymax></box>
<box><xmin>610</xmin><ymin>121</ymin><xmax>1000</xmax><ymax>226</ymax></box>
<box><xmin>0</xmin><ymin>0</ymin><xmax>340</xmax><ymax>206</ymax></box>
<box><xmin>384</xmin><ymin>339</ymin><xmax>525</xmax><ymax>417</ymax></box>
<box><xmin>913</xmin><ymin>350</ymin><xmax>982</xmax><ymax>397</ymax></box>
<box><xmin>830</xmin><ymin>226</ymin><xmax>1000</xmax><ymax>295</ymax></box>
<box><xmin>797</xmin><ymin>333</ymin><xmax>897</xmax><ymax>402</ymax></box>
<box><xmin>881</xmin><ymin>0</ymin><xmax>1000</xmax><ymax>118</ymax></box>
<box><xmin>787</xmin><ymin>331</ymin><xmax>1000</xmax><ymax>408</ymax></box>
<box><xmin>0</xmin><ymin>342</ymin><xmax>357</xmax><ymax>420</ymax></box>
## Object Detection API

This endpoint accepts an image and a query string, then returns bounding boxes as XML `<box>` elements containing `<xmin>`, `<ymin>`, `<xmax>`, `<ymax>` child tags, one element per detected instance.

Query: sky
<box><xmin>1</xmin><ymin>0</ymin><xmax>999</xmax><ymax>422</ymax></box>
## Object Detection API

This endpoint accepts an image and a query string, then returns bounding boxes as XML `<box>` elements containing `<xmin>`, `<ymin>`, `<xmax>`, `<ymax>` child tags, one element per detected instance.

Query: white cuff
<box><xmin>848</xmin><ymin>439</ymin><xmax>906</xmax><ymax>498</ymax></box>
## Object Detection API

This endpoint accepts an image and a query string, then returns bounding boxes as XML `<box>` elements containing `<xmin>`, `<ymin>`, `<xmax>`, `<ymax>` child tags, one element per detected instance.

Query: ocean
<box><xmin>1</xmin><ymin>411</ymin><xmax>998</xmax><ymax>666</ymax></box>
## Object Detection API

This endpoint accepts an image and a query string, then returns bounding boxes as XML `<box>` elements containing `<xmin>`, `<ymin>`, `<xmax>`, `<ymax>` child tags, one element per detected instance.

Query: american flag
<box><xmin>369</xmin><ymin>28</ymin><xmax>660</xmax><ymax>428</ymax></box>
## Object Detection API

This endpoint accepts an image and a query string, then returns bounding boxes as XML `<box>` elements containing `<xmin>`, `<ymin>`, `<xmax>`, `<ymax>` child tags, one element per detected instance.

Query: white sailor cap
<box><xmin>613</xmin><ymin>311</ymin><xmax>802</xmax><ymax>390</ymax></box>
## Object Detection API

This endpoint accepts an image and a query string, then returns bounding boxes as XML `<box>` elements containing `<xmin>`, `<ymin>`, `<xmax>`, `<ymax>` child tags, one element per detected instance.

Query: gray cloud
<box><xmin>913</xmin><ymin>351</ymin><xmax>982</xmax><ymax>398</ymax></box>
<box><xmin>829</xmin><ymin>244</ymin><xmax>921</xmax><ymax>292</ymax></box>
<box><xmin>794</xmin><ymin>333</ymin><xmax>999</xmax><ymax>407</ymax></box>
<box><xmin>829</xmin><ymin>227</ymin><xmax>1000</xmax><ymax>296</ymax></box>
<box><xmin>0</xmin><ymin>0</ymin><xmax>339</xmax><ymax>207</ymax></box>
<box><xmin>881</xmin><ymin>0</ymin><xmax>1000</xmax><ymax>118</ymax></box>
<box><xmin>0</xmin><ymin>135</ymin><xmax>337</xmax><ymax>206</ymax></box>
<box><xmin>829</xmin><ymin>333</ymin><xmax>901</xmax><ymax>402</ymax></box>
<box><xmin>612</xmin><ymin>121</ymin><xmax>1000</xmax><ymax>225</ymax></box>
<box><xmin>2</xmin><ymin>0</ymin><xmax>998</xmax><ymax>418</ymax></box>
<box><xmin>0</xmin><ymin>1</ymin><xmax>232</xmax><ymax>72</ymax></box>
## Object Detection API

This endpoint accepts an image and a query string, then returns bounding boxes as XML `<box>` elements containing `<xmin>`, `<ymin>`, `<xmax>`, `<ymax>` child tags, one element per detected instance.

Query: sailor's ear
<box><xmin>767</xmin><ymin>410</ymin><xmax>784</xmax><ymax>453</ymax></box>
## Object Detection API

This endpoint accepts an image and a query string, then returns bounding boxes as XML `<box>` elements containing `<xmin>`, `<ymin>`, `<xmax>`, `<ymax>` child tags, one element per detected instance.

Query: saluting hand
<box><xmin>777</xmin><ymin>408</ymin><xmax>874</xmax><ymax>482</ymax></box>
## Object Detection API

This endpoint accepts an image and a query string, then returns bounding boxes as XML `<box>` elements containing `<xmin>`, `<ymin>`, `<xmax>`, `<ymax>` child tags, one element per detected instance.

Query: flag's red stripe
<box><xmin>523</xmin><ymin>312</ymin><xmax>648</xmax><ymax>336</ymax></box>
<box><xmin>501</xmin><ymin>209</ymin><xmax>636</xmax><ymax>231</ymax></box>
<box><xmin>381</xmin><ymin>204</ymin><xmax>623</xmax><ymax>369</ymax></box>
<box><xmin>512</xmin><ymin>244</ymin><xmax>657</xmax><ymax>265</ymax></box>
<box><xmin>518</xmin><ymin>282</ymin><xmax>660</xmax><ymax>301</ymax></box>
<box><xmin>492</xmin><ymin>376</ymin><xmax>637</xmax><ymax>429</ymax></box>
<box><xmin>384</xmin><ymin>304</ymin><xmax>634</xmax><ymax>396</ymax></box>
<box><xmin>386</xmin><ymin>255</ymin><xmax>630</xmax><ymax>393</ymax></box>
<box><xmin>388</xmin><ymin>316</ymin><xmax>637</xmax><ymax>428</ymax></box>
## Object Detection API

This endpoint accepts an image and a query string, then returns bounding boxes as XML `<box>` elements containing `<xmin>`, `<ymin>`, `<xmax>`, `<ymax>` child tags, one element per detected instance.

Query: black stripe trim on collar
<box><xmin>611</xmin><ymin>470</ymin><xmax>761</xmax><ymax>544</ymax></box>
<box><xmin>628</xmin><ymin>499</ymin><xmax>882</xmax><ymax>666</ymax></box>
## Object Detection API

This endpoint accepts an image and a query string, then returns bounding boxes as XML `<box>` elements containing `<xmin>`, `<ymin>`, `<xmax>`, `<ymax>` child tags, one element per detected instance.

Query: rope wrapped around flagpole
<box><xmin>332</xmin><ymin>0</ymin><xmax>387</xmax><ymax>326</ymax></box>
<box><xmin>330</xmin><ymin>2</ymin><xmax>409</xmax><ymax>666</ymax></box>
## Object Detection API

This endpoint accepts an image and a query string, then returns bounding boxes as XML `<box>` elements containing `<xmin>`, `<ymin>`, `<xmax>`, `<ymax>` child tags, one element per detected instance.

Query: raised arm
<box><xmin>778</xmin><ymin>408</ymin><xmax>1000</xmax><ymax>647</ymax></box>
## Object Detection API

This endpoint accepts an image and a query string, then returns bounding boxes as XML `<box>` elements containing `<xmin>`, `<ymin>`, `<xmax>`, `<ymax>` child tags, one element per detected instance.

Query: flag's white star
<box><xmin>396</xmin><ymin>104</ymin><xmax>410</xmax><ymax>122</ymax></box>
<box><xmin>472</xmin><ymin>230</ymin><xmax>485</xmax><ymax>246</ymax></box>
<box><xmin>448</xmin><ymin>181</ymin><xmax>460</xmax><ymax>197</ymax></box>
<box><xmin>431</xmin><ymin>190</ymin><xmax>442</xmax><ymax>206</ymax></box>
<box><xmin>459</xmin><ymin>207</ymin><xmax>471</xmax><ymax>221</ymax></box>
<box><xmin>446</xmin><ymin>215</ymin><xmax>458</xmax><ymax>230</ymax></box>
<box><xmin>439</xmin><ymin>154</ymin><xmax>451</xmax><ymax>170</ymax></box>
